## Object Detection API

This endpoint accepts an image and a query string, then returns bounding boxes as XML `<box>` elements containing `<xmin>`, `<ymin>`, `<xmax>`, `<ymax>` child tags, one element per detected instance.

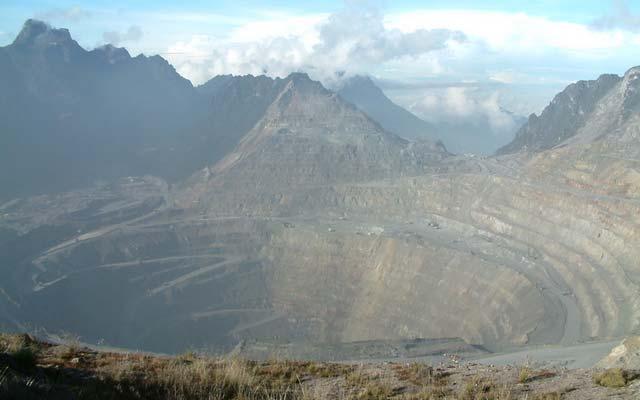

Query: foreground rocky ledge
<box><xmin>1</xmin><ymin>334</ymin><xmax>639</xmax><ymax>399</ymax></box>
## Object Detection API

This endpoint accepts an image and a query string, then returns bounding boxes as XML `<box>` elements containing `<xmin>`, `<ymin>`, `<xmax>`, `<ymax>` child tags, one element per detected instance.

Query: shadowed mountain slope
<box><xmin>0</xmin><ymin>20</ymin><xmax>208</xmax><ymax>198</ymax></box>
<box><xmin>336</xmin><ymin>75</ymin><xmax>439</xmax><ymax>142</ymax></box>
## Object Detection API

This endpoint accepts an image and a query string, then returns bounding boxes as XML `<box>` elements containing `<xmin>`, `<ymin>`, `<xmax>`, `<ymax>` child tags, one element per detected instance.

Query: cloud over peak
<box><xmin>166</xmin><ymin>4</ymin><xmax>464</xmax><ymax>85</ymax></box>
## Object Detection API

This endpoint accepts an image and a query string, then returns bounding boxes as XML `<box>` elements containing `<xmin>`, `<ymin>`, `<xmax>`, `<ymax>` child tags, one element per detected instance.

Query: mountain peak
<box><xmin>497</xmin><ymin>72</ymin><xmax>622</xmax><ymax>155</ymax></box>
<box><xmin>281</xmin><ymin>72</ymin><xmax>328</xmax><ymax>97</ymax></box>
<box><xmin>623</xmin><ymin>66</ymin><xmax>640</xmax><ymax>80</ymax></box>
<box><xmin>621</xmin><ymin>66</ymin><xmax>640</xmax><ymax>114</ymax></box>
<box><xmin>338</xmin><ymin>75</ymin><xmax>381</xmax><ymax>93</ymax></box>
<box><xmin>342</xmin><ymin>74</ymin><xmax>375</xmax><ymax>86</ymax></box>
<box><xmin>13</xmin><ymin>19</ymin><xmax>73</xmax><ymax>47</ymax></box>
<box><xmin>620</xmin><ymin>66</ymin><xmax>640</xmax><ymax>95</ymax></box>
<box><xmin>92</xmin><ymin>44</ymin><xmax>131</xmax><ymax>64</ymax></box>
<box><xmin>13</xmin><ymin>19</ymin><xmax>49</xmax><ymax>45</ymax></box>
<box><xmin>286</xmin><ymin>71</ymin><xmax>311</xmax><ymax>81</ymax></box>
<box><xmin>336</xmin><ymin>75</ymin><xmax>438</xmax><ymax>143</ymax></box>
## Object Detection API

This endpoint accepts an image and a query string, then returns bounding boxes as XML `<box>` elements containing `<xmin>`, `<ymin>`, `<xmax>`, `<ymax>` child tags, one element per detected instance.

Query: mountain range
<box><xmin>1</xmin><ymin>19</ymin><xmax>640</xmax><ymax>358</ymax></box>
<box><xmin>0</xmin><ymin>20</ymin><xmax>526</xmax><ymax>201</ymax></box>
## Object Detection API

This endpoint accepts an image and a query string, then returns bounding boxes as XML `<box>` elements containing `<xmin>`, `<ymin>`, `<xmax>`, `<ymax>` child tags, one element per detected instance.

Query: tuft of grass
<box><xmin>394</xmin><ymin>363</ymin><xmax>446</xmax><ymax>386</ymax></box>
<box><xmin>518</xmin><ymin>367</ymin><xmax>531</xmax><ymax>384</ymax></box>
<box><xmin>462</xmin><ymin>376</ymin><xmax>494</xmax><ymax>399</ymax></box>
<box><xmin>393</xmin><ymin>363</ymin><xmax>451</xmax><ymax>399</ymax></box>
<box><xmin>10</xmin><ymin>346</ymin><xmax>38</xmax><ymax>370</ymax></box>
<box><xmin>0</xmin><ymin>334</ymin><xmax>39</xmax><ymax>370</ymax></box>
<box><xmin>345</xmin><ymin>366</ymin><xmax>376</xmax><ymax>388</ymax></box>
<box><xmin>176</xmin><ymin>350</ymin><xmax>198</xmax><ymax>363</ymax></box>
<box><xmin>592</xmin><ymin>368</ymin><xmax>638</xmax><ymax>388</ymax></box>
<box><xmin>0</xmin><ymin>365</ymin><xmax>8</xmax><ymax>386</ymax></box>
<box><xmin>517</xmin><ymin>367</ymin><xmax>556</xmax><ymax>384</ymax></box>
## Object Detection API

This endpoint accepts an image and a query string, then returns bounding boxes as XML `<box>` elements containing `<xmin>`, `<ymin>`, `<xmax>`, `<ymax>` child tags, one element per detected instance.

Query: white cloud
<box><xmin>384</xmin><ymin>10</ymin><xmax>638</xmax><ymax>54</ymax></box>
<box><xmin>103</xmin><ymin>25</ymin><xmax>143</xmax><ymax>46</ymax></box>
<box><xmin>157</xmin><ymin>5</ymin><xmax>639</xmax><ymax>116</ymax></box>
<box><xmin>592</xmin><ymin>0</ymin><xmax>640</xmax><ymax>32</ymax></box>
<box><xmin>227</xmin><ymin>14</ymin><xmax>326</xmax><ymax>44</ymax></box>
<box><xmin>409</xmin><ymin>87</ymin><xmax>519</xmax><ymax>135</ymax></box>
<box><xmin>162</xmin><ymin>6</ymin><xmax>640</xmax><ymax>88</ymax></box>
<box><xmin>35</xmin><ymin>6</ymin><xmax>91</xmax><ymax>22</ymax></box>
<box><xmin>165</xmin><ymin>4</ymin><xmax>464</xmax><ymax>85</ymax></box>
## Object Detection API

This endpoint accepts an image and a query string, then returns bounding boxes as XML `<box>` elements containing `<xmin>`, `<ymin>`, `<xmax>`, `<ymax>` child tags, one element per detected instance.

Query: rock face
<box><xmin>497</xmin><ymin>74</ymin><xmax>622</xmax><ymax>154</ymax></box>
<box><xmin>597</xmin><ymin>337</ymin><xmax>640</xmax><ymax>369</ymax></box>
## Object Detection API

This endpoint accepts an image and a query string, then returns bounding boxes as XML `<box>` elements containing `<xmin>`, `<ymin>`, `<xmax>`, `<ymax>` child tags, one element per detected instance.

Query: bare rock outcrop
<box><xmin>597</xmin><ymin>337</ymin><xmax>640</xmax><ymax>369</ymax></box>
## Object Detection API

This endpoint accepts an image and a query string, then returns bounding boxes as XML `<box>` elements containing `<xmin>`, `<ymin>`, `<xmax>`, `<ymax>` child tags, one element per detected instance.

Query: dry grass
<box><xmin>518</xmin><ymin>367</ymin><xmax>531</xmax><ymax>384</ymax></box>
<box><xmin>517</xmin><ymin>367</ymin><xmax>556</xmax><ymax>384</ymax></box>
<box><xmin>345</xmin><ymin>366</ymin><xmax>374</xmax><ymax>388</ymax></box>
<box><xmin>0</xmin><ymin>333</ymin><xmax>636</xmax><ymax>400</ymax></box>
<box><xmin>357</xmin><ymin>381</ymin><xmax>394</xmax><ymax>400</ymax></box>
<box><xmin>96</xmin><ymin>355</ymin><xmax>301</xmax><ymax>399</ymax></box>
<box><xmin>592</xmin><ymin>368</ymin><xmax>638</xmax><ymax>388</ymax></box>
<box><xmin>393</xmin><ymin>363</ymin><xmax>451</xmax><ymax>399</ymax></box>
<box><xmin>460</xmin><ymin>376</ymin><xmax>513</xmax><ymax>400</ymax></box>
<box><xmin>399</xmin><ymin>386</ymin><xmax>450</xmax><ymax>399</ymax></box>
<box><xmin>530</xmin><ymin>392</ymin><xmax>562</xmax><ymax>400</ymax></box>
<box><xmin>0</xmin><ymin>334</ymin><xmax>38</xmax><ymax>370</ymax></box>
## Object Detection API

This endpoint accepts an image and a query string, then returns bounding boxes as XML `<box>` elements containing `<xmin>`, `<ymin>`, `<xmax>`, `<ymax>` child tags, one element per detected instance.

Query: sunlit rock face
<box><xmin>597</xmin><ymin>337</ymin><xmax>640</xmax><ymax>369</ymax></box>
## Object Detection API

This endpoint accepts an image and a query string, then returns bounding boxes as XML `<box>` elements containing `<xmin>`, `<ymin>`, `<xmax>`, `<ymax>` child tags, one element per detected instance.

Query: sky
<box><xmin>2</xmin><ymin>0</ymin><xmax>640</xmax><ymax>127</ymax></box>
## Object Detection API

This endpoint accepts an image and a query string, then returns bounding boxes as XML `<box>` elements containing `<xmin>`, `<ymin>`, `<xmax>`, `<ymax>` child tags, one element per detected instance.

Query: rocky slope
<box><xmin>598</xmin><ymin>337</ymin><xmax>640</xmax><ymax>370</ymax></box>
<box><xmin>497</xmin><ymin>73</ymin><xmax>622</xmax><ymax>155</ymax></box>
<box><xmin>178</xmin><ymin>72</ymin><xmax>449</xmax><ymax>212</ymax></box>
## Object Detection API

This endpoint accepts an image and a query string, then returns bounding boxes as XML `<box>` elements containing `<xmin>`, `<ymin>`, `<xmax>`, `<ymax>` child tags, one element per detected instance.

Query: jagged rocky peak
<box><xmin>623</xmin><ymin>65</ymin><xmax>640</xmax><ymax>80</ymax></box>
<box><xmin>336</xmin><ymin>75</ymin><xmax>390</xmax><ymax>104</ymax></box>
<box><xmin>496</xmin><ymin>72</ymin><xmax>622</xmax><ymax>155</ymax></box>
<box><xmin>12</xmin><ymin>19</ymin><xmax>75</xmax><ymax>48</ymax></box>
<box><xmin>91</xmin><ymin>44</ymin><xmax>131</xmax><ymax>64</ymax></box>
<box><xmin>335</xmin><ymin>74</ymin><xmax>440</xmax><ymax>144</ymax></box>
<box><xmin>338</xmin><ymin>74</ymin><xmax>377</xmax><ymax>89</ymax></box>
<box><xmin>281</xmin><ymin>72</ymin><xmax>328</xmax><ymax>96</ymax></box>
<box><xmin>268</xmin><ymin>72</ymin><xmax>354</xmax><ymax>120</ymax></box>
<box><xmin>621</xmin><ymin>66</ymin><xmax>640</xmax><ymax>114</ymax></box>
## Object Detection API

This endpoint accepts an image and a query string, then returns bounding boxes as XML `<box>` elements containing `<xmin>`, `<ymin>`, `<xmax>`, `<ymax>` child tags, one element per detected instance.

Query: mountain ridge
<box><xmin>497</xmin><ymin>72</ymin><xmax>625</xmax><ymax>155</ymax></box>
<box><xmin>0</xmin><ymin>20</ymin><xmax>447</xmax><ymax>200</ymax></box>
<box><xmin>336</xmin><ymin>75</ymin><xmax>440</xmax><ymax>142</ymax></box>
